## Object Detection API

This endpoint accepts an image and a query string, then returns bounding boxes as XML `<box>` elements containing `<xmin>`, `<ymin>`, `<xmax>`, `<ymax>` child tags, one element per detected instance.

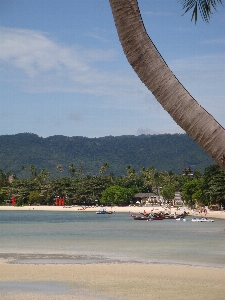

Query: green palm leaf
<box><xmin>178</xmin><ymin>0</ymin><xmax>223</xmax><ymax>22</ymax></box>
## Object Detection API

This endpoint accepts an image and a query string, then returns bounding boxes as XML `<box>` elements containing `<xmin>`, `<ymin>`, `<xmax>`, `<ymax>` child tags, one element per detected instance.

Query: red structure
<box><xmin>55</xmin><ymin>196</ymin><xmax>64</xmax><ymax>206</ymax></box>
<box><xmin>60</xmin><ymin>196</ymin><xmax>65</xmax><ymax>206</ymax></box>
<box><xmin>11</xmin><ymin>197</ymin><xmax>16</xmax><ymax>205</ymax></box>
<box><xmin>55</xmin><ymin>197</ymin><xmax>59</xmax><ymax>206</ymax></box>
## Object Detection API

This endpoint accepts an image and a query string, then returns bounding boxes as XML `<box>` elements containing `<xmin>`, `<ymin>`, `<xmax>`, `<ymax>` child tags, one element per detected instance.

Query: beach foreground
<box><xmin>0</xmin><ymin>263</ymin><xmax>225</xmax><ymax>300</ymax></box>
<box><xmin>1</xmin><ymin>206</ymin><xmax>224</xmax><ymax>299</ymax></box>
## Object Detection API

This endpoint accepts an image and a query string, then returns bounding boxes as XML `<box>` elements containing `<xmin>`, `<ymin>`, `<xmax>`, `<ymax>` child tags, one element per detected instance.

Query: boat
<box><xmin>164</xmin><ymin>214</ymin><xmax>176</xmax><ymax>219</ymax></box>
<box><xmin>96</xmin><ymin>209</ymin><xmax>107</xmax><ymax>214</ymax></box>
<box><xmin>130</xmin><ymin>213</ymin><xmax>164</xmax><ymax>221</ymax></box>
<box><xmin>139</xmin><ymin>212</ymin><xmax>150</xmax><ymax>217</ymax></box>
<box><xmin>130</xmin><ymin>214</ymin><xmax>150</xmax><ymax>220</ymax></box>
<box><xmin>176</xmin><ymin>217</ymin><xmax>186</xmax><ymax>221</ymax></box>
<box><xmin>191</xmin><ymin>217</ymin><xmax>214</xmax><ymax>222</ymax></box>
<box><xmin>150</xmin><ymin>215</ymin><xmax>164</xmax><ymax>220</ymax></box>
<box><xmin>149</xmin><ymin>213</ymin><xmax>164</xmax><ymax>220</ymax></box>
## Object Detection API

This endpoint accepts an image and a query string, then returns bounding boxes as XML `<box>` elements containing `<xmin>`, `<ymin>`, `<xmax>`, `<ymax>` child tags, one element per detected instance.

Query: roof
<box><xmin>134</xmin><ymin>193</ymin><xmax>156</xmax><ymax>198</ymax></box>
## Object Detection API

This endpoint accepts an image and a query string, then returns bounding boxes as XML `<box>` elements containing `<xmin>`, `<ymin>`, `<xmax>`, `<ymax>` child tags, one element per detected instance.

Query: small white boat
<box><xmin>176</xmin><ymin>217</ymin><xmax>186</xmax><ymax>221</ymax></box>
<box><xmin>191</xmin><ymin>217</ymin><xmax>214</xmax><ymax>222</ymax></box>
<box><xmin>96</xmin><ymin>209</ymin><xmax>107</xmax><ymax>214</ymax></box>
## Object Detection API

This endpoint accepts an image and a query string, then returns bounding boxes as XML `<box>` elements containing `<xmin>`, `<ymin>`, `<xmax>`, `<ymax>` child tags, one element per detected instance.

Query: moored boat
<box><xmin>164</xmin><ymin>214</ymin><xmax>176</xmax><ymax>219</ymax></box>
<box><xmin>150</xmin><ymin>215</ymin><xmax>164</xmax><ymax>220</ymax></box>
<box><xmin>191</xmin><ymin>217</ymin><xmax>214</xmax><ymax>222</ymax></box>
<box><xmin>130</xmin><ymin>214</ymin><xmax>150</xmax><ymax>220</ymax></box>
<box><xmin>176</xmin><ymin>217</ymin><xmax>186</xmax><ymax>221</ymax></box>
<box><xmin>96</xmin><ymin>209</ymin><xmax>107</xmax><ymax>214</ymax></box>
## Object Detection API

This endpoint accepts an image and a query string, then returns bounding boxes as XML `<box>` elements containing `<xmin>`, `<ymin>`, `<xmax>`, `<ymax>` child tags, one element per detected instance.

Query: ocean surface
<box><xmin>0</xmin><ymin>210</ymin><xmax>225</xmax><ymax>268</ymax></box>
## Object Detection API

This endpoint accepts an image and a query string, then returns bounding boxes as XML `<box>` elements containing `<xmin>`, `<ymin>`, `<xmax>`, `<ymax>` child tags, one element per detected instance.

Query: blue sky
<box><xmin>0</xmin><ymin>0</ymin><xmax>224</xmax><ymax>138</ymax></box>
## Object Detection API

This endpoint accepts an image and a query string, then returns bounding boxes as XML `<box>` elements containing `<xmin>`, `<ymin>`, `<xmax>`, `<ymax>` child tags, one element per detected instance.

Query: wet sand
<box><xmin>0</xmin><ymin>263</ymin><xmax>225</xmax><ymax>300</ymax></box>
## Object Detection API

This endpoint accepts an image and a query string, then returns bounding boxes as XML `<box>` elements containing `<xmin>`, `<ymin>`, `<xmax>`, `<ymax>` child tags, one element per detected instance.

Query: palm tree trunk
<box><xmin>109</xmin><ymin>0</ymin><xmax>225</xmax><ymax>171</ymax></box>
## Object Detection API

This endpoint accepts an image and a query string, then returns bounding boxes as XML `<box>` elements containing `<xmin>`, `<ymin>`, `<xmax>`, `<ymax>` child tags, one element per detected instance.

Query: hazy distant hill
<box><xmin>0</xmin><ymin>133</ymin><xmax>214</xmax><ymax>178</ymax></box>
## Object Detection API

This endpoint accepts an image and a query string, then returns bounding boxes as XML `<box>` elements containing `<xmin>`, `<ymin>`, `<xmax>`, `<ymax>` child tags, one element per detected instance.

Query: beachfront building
<box><xmin>173</xmin><ymin>191</ymin><xmax>184</xmax><ymax>206</ymax></box>
<box><xmin>132</xmin><ymin>193</ymin><xmax>164</xmax><ymax>206</ymax></box>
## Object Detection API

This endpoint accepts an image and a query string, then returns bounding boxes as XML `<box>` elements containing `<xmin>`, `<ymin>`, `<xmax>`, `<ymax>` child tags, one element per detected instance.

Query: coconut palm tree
<box><xmin>109</xmin><ymin>0</ymin><xmax>225</xmax><ymax>171</ymax></box>
<box><xmin>29</xmin><ymin>165</ymin><xmax>37</xmax><ymax>179</ymax></box>
<box><xmin>69</xmin><ymin>163</ymin><xmax>76</xmax><ymax>178</ymax></box>
<box><xmin>99</xmin><ymin>162</ymin><xmax>110</xmax><ymax>175</ymax></box>
<box><xmin>56</xmin><ymin>165</ymin><xmax>63</xmax><ymax>173</ymax></box>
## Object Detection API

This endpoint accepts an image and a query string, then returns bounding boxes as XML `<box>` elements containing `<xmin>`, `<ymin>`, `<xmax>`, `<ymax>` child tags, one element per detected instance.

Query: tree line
<box><xmin>0</xmin><ymin>163</ymin><xmax>224</xmax><ymax>208</ymax></box>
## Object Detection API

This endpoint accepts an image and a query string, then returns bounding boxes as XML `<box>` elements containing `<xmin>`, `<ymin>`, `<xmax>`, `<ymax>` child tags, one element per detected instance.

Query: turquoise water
<box><xmin>0</xmin><ymin>210</ymin><xmax>224</xmax><ymax>268</ymax></box>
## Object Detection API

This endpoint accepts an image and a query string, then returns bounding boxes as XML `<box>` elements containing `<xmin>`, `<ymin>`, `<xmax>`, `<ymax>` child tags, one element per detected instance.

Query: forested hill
<box><xmin>0</xmin><ymin>133</ymin><xmax>214</xmax><ymax>178</ymax></box>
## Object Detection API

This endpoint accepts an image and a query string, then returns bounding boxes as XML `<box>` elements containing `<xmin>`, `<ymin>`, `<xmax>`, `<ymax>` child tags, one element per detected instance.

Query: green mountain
<box><xmin>0</xmin><ymin>133</ymin><xmax>214</xmax><ymax>178</ymax></box>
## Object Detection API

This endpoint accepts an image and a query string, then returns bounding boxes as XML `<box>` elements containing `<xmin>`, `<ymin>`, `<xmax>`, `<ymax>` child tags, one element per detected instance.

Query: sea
<box><xmin>0</xmin><ymin>210</ymin><xmax>225</xmax><ymax>268</ymax></box>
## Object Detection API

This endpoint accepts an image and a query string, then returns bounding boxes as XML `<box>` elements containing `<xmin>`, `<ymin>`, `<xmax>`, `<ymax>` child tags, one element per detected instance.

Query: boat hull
<box><xmin>130</xmin><ymin>214</ymin><xmax>150</xmax><ymax>220</ymax></box>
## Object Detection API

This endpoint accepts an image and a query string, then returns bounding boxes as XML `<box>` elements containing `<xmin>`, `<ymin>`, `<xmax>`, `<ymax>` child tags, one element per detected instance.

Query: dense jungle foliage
<box><xmin>0</xmin><ymin>133</ymin><xmax>214</xmax><ymax>178</ymax></box>
<box><xmin>0</xmin><ymin>164</ymin><xmax>224</xmax><ymax>208</ymax></box>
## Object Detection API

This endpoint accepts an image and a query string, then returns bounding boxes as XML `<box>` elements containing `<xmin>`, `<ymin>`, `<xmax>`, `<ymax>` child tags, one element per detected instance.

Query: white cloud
<box><xmin>0</xmin><ymin>26</ymin><xmax>147</xmax><ymax>102</ymax></box>
<box><xmin>1</xmin><ymin>27</ymin><xmax>224</xmax><ymax>130</ymax></box>
<box><xmin>136</xmin><ymin>127</ymin><xmax>159</xmax><ymax>135</ymax></box>
<box><xmin>1</xmin><ymin>27</ymin><xmax>90</xmax><ymax>77</ymax></box>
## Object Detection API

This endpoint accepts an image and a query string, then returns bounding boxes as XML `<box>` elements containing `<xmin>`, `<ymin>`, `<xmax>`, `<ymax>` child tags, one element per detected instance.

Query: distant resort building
<box><xmin>132</xmin><ymin>193</ymin><xmax>164</xmax><ymax>206</ymax></box>
<box><xmin>173</xmin><ymin>191</ymin><xmax>183</xmax><ymax>206</ymax></box>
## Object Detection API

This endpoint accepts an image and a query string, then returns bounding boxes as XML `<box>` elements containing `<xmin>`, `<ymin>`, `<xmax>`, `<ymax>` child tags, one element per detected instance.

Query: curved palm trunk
<box><xmin>109</xmin><ymin>0</ymin><xmax>225</xmax><ymax>171</ymax></box>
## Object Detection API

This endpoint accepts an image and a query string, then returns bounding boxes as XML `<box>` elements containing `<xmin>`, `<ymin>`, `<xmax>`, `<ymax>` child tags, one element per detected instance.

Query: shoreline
<box><xmin>1</xmin><ymin>252</ymin><xmax>224</xmax><ymax>269</ymax></box>
<box><xmin>1</xmin><ymin>204</ymin><xmax>225</xmax><ymax>219</ymax></box>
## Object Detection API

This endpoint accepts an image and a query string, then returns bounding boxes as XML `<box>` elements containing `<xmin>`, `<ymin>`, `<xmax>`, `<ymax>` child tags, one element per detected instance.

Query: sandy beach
<box><xmin>0</xmin><ymin>263</ymin><xmax>225</xmax><ymax>300</ymax></box>
<box><xmin>0</xmin><ymin>204</ymin><xmax>225</xmax><ymax>219</ymax></box>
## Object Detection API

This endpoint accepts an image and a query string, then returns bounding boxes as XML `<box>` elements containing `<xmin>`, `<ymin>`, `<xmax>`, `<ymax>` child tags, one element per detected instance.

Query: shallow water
<box><xmin>0</xmin><ymin>281</ymin><xmax>118</xmax><ymax>299</ymax></box>
<box><xmin>0</xmin><ymin>281</ymin><xmax>73</xmax><ymax>295</ymax></box>
<box><xmin>0</xmin><ymin>210</ymin><xmax>224</xmax><ymax>268</ymax></box>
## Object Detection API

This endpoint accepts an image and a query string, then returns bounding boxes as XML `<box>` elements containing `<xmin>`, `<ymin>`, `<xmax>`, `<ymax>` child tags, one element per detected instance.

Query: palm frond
<box><xmin>178</xmin><ymin>0</ymin><xmax>223</xmax><ymax>23</ymax></box>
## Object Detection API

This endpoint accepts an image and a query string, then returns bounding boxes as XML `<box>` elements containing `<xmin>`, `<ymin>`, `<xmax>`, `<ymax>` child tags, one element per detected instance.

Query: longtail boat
<box><xmin>130</xmin><ymin>214</ymin><xmax>150</xmax><ymax>220</ymax></box>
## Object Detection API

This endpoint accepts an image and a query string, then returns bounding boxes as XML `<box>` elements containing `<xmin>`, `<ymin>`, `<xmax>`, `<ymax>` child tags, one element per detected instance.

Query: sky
<box><xmin>0</xmin><ymin>0</ymin><xmax>224</xmax><ymax>138</ymax></box>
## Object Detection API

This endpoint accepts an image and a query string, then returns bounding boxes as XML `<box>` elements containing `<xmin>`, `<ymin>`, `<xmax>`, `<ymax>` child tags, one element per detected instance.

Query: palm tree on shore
<box><xmin>29</xmin><ymin>165</ymin><xmax>37</xmax><ymax>179</ymax></box>
<box><xmin>99</xmin><ymin>162</ymin><xmax>110</xmax><ymax>175</ymax></box>
<box><xmin>109</xmin><ymin>0</ymin><xmax>225</xmax><ymax>171</ymax></box>
<box><xmin>56</xmin><ymin>165</ymin><xmax>63</xmax><ymax>173</ymax></box>
<box><xmin>69</xmin><ymin>164</ymin><xmax>76</xmax><ymax>179</ymax></box>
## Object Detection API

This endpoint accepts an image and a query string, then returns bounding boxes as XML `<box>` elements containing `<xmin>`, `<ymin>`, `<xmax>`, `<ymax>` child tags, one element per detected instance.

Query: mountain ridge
<box><xmin>0</xmin><ymin>133</ymin><xmax>214</xmax><ymax>178</ymax></box>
